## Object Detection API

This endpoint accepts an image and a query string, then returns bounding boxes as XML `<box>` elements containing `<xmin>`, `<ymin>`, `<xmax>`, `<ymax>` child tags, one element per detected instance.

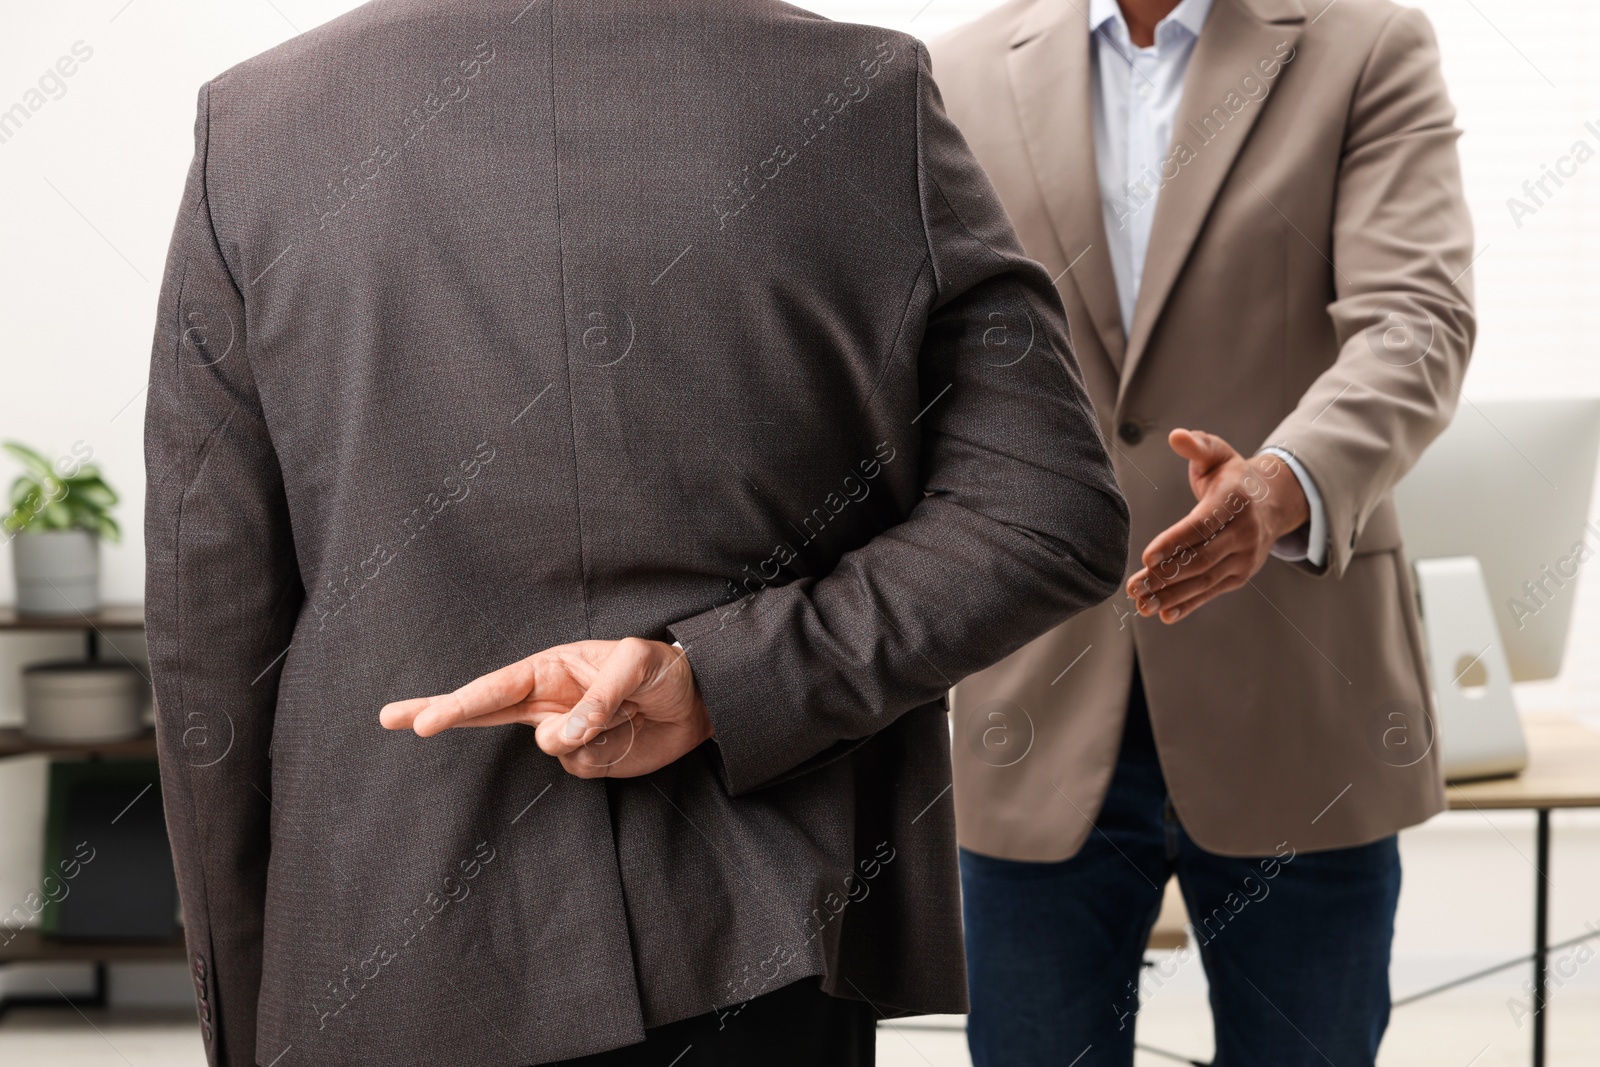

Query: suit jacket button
<box><xmin>1118</xmin><ymin>419</ymin><xmax>1144</xmax><ymax>446</ymax></box>
<box><xmin>201</xmin><ymin>1020</ymin><xmax>213</xmax><ymax>1042</ymax></box>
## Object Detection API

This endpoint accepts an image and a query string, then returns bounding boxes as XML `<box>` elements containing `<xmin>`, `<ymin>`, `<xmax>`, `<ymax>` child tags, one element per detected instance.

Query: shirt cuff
<box><xmin>1260</xmin><ymin>447</ymin><xmax>1328</xmax><ymax>569</ymax></box>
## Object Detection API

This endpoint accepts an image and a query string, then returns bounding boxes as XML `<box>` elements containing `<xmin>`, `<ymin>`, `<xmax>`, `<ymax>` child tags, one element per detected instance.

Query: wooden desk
<box><xmin>1440</xmin><ymin>713</ymin><xmax>1600</xmax><ymax>1067</ymax></box>
<box><xmin>1148</xmin><ymin>879</ymin><xmax>1188</xmax><ymax>952</ymax></box>
<box><xmin>1448</xmin><ymin>713</ymin><xmax>1600</xmax><ymax>809</ymax></box>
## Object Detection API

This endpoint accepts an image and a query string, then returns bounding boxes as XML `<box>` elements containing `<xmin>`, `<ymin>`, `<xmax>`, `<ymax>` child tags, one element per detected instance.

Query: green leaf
<box><xmin>2</xmin><ymin>447</ymin><xmax>117</xmax><ymax>539</ymax></box>
<box><xmin>5</xmin><ymin>486</ymin><xmax>44</xmax><ymax>532</ymax></box>
<box><xmin>63</xmin><ymin>496</ymin><xmax>94</xmax><ymax>524</ymax></box>
<box><xmin>3</xmin><ymin>442</ymin><xmax>55</xmax><ymax>480</ymax></box>
<box><xmin>64</xmin><ymin>476</ymin><xmax>117</xmax><ymax>508</ymax></box>
<box><xmin>54</xmin><ymin>491</ymin><xmax>115</xmax><ymax>539</ymax></box>
<box><xmin>38</xmin><ymin>500</ymin><xmax>73</xmax><ymax>530</ymax></box>
<box><xmin>9</xmin><ymin>475</ymin><xmax>38</xmax><ymax>508</ymax></box>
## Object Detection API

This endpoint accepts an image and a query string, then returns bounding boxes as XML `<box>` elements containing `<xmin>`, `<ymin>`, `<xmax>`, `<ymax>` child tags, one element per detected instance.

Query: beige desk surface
<box><xmin>1447</xmin><ymin>712</ymin><xmax>1600</xmax><ymax>810</ymax></box>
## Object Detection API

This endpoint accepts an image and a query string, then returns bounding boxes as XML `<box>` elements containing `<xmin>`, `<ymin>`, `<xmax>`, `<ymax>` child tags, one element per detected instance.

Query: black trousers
<box><xmin>547</xmin><ymin>978</ymin><xmax>877</xmax><ymax>1066</ymax></box>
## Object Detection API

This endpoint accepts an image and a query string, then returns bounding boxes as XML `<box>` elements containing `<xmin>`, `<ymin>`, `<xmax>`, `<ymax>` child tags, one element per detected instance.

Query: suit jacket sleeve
<box><xmin>669</xmin><ymin>43</ymin><xmax>1130</xmax><ymax>796</ymax></box>
<box><xmin>1264</xmin><ymin>8</ymin><xmax>1476</xmax><ymax>577</ymax></box>
<box><xmin>146</xmin><ymin>82</ymin><xmax>303</xmax><ymax>1067</ymax></box>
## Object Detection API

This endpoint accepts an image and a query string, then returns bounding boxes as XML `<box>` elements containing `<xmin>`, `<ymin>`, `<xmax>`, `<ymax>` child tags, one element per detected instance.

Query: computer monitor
<box><xmin>1393</xmin><ymin>397</ymin><xmax>1600</xmax><ymax>682</ymax></box>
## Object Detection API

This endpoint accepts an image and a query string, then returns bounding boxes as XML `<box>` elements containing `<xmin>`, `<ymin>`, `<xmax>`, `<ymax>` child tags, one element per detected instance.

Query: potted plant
<box><xmin>3</xmin><ymin>441</ymin><xmax>119</xmax><ymax>616</ymax></box>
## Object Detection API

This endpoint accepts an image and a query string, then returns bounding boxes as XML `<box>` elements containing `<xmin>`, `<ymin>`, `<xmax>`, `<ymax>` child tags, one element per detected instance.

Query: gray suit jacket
<box><xmin>145</xmin><ymin>1</ymin><xmax>1129</xmax><ymax>1064</ymax></box>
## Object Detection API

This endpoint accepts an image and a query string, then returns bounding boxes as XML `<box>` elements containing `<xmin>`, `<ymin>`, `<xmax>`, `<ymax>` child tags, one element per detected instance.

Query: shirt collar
<box><xmin>1088</xmin><ymin>0</ymin><xmax>1216</xmax><ymax>50</ymax></box>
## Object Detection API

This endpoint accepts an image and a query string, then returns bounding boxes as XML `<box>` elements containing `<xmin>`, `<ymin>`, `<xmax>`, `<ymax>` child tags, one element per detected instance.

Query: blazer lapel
<box><xmin>1119</xmin><ymin>0</ymin><xmax>1305</xmax><ymax>398</ymax></box>
<box><xmin>1005</xmin><ymin>0</ymin><xmax>1126</xmax><ymax>371</ymax></box>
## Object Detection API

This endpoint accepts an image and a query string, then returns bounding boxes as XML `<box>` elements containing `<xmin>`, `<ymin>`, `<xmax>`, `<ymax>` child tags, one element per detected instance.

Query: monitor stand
<box><xmin>1412</xmin><ymin>556</ymin><xmax>1528</xmax><ymax>782</ymax></box>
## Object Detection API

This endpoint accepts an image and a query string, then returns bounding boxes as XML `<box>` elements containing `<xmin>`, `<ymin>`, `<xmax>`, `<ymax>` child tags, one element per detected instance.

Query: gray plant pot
<box><xmin>11</xmin><ymin>529</ymin><xmax>100</xmax><ymax>616</ymax></box>
<box><xmin>23</xmin><ymin>660</ymin><xmax>145</xmax><ymax>743</ymax></box>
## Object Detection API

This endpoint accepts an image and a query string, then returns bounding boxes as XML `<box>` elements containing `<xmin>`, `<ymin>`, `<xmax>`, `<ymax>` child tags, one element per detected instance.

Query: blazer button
<box><xmin>1118</xmin><ymin>419</ymin><xmax>1144</xmax><ymax>446</ymax></box>
<box><xmin>201</xmin><ymin>1020</ymin><xmax>213</xmax><ymax>1042</ymax></box>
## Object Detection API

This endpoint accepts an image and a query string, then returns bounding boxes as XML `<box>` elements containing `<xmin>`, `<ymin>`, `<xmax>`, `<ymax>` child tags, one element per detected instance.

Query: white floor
<box><xmin>3</xmin><ymin>809</ymin><xmax>1598</xmax><ymax>1065</ymax></box>
<box><xmin>877</xmin><ymin>993</ymin><xmax>1600</xmax><ymax>1066</ymax></box>
<box><xmin>2</xmin><ymin>992</ymin><xmax>1598</xmax><ymax>1067</ymax></box>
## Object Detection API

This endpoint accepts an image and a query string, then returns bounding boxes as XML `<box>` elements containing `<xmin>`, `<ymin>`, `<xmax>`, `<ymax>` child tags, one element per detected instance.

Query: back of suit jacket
<box><xmin>145</xmin><ymin>1</ymin><xmax>1129</xmax><ymax>1064</ymax></box>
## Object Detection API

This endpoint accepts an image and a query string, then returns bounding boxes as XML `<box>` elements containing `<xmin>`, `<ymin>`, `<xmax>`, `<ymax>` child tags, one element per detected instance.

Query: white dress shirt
<box><xmin>1087</xmin><ymin>0</ymin><xmax>1327</xmax><ymax>567</ymax></box>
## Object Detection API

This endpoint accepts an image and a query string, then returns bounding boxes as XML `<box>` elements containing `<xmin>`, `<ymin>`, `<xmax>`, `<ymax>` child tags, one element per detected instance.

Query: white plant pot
<box><xmin>11</xmin><ymin>529</ymin><xmax>101</xmax><ymax>616</ymax></box>
<box><xmin>23</xmin><ymin>660</ymin><xmax>145</xmax><ymax>743</ymax></box>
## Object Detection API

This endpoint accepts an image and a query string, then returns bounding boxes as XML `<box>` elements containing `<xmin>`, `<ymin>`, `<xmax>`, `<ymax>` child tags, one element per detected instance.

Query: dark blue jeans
<box><xmin>961</xmin><ymin>669</ymin><xmax>1401</xmax><ymax>1067</ymax></box>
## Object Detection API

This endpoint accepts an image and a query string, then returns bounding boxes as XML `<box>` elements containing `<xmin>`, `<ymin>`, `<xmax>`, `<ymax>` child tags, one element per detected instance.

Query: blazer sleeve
<box><xmin>669</xmin><ymin>43</ymin><xmax>1130</xmax><ymax>796</ymax></box>
<box><xmin>1263</xmin><ymin>8</ymin><xmax>1476</xmax><ymax>578</ymax></box>
<box><xmin>146</xmin><ymin>82</ymin><xmax>304</xmax><ymax>1067</ymax></box>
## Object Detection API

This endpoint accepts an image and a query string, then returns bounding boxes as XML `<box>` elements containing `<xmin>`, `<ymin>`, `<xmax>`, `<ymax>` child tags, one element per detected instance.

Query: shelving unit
<box><xmin>0</xmin><ymin>728</ymin><xmax>157</xmax><ymax>761</ymax></box>
<box><xmin>0</xmin><ymin>602</ymin><xmax>145</xmax><ymax>662</ymax></box>
<box><xmin>0</xmin><ymin>604</ymin><xmax>182</xmax><ymax>1019</ymax></box>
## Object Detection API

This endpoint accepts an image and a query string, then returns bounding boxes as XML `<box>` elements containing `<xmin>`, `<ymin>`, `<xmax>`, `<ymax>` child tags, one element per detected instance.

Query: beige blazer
<box><xmin>932</xmin><ymin>0</ymin><xmax>1474</xmax><ymax>861</ymax></box>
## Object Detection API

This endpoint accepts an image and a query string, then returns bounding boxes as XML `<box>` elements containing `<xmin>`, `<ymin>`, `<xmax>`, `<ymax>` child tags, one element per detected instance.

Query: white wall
<box><xmin>1</xmin><ymin>0</ymin><xmax>1597</xmax><ymax>1007</ymax></box>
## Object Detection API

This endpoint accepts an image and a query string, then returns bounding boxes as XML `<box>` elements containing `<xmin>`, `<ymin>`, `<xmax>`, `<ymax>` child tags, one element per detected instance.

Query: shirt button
<box><xmin>1137</xmin><ymin>83</ymin><xmax>1153</xmax><ymax>100</ymax></box>
<box><xmin>1118</xmin><ymin>420</ymin><xmax>1144</xmax><ymax>446</ymax></box>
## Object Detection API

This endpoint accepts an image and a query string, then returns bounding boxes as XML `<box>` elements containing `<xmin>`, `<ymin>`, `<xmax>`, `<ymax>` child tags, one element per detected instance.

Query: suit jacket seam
<box><xmin>197</xmin><ymin>81</ymin><xmax>249</xmax><ymax>311</ymax></box>
<box><xmin>169</xmin><ymin>83</ymin><xmax>227</xmax><ymax>1056</ymax></box>
<box><xmin>544</xmin><ymin>3</ymin><xmax>596</xmax><ymax>640</ymax></box>
<box><xmin>911</xmin><ymin>41</ymin><xmax>940</xmax><ymax>291</ymax></box>
<box><xmin>862</xmin><ymin>258</ymin><xmax>933</xmax><ymax>413</ymax></box>
<box><xmin>178</xmin><ymin>88</ymin><xmax>285</xmax><ymax>1064</ymax></box>
<box><xmin>1337</xmin><ymin>5</ymin><xmax>1408</xmax><ymax>161</ymax></box>
<box><xmin>915</xmin><ymin>90</ymin><xmax>1010</xmax><ymax>301</ymax></box>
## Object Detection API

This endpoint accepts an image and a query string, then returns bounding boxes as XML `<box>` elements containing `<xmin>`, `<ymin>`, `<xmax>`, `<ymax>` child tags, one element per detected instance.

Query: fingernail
<box><xmin>562</xmin><ymin>714</ymin><xmax>588</xmax><ymax>740</ymax></box>
<box><xmin>409</xmin><ymin>702</ymin><xmax>435</xmax><ymax>734</ymax></box>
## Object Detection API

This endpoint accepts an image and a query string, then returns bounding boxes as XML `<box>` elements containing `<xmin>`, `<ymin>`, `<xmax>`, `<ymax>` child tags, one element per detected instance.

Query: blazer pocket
<box><xmin>1353</xmin><ymin>495</ymin><xmax>1405</xmax><ymax>556</ymax></box>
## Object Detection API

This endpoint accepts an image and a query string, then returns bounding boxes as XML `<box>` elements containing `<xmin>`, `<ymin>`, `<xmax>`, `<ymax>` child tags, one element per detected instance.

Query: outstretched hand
<box><xmin>1125</xmin><ymin>429</ymin><xmax>1309</xmax><ymax>624</ymax></box>
<box><xmin>380</xmin><ymin>638</ymin><xmax>712</xmax><ymax>779</ymax></box>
